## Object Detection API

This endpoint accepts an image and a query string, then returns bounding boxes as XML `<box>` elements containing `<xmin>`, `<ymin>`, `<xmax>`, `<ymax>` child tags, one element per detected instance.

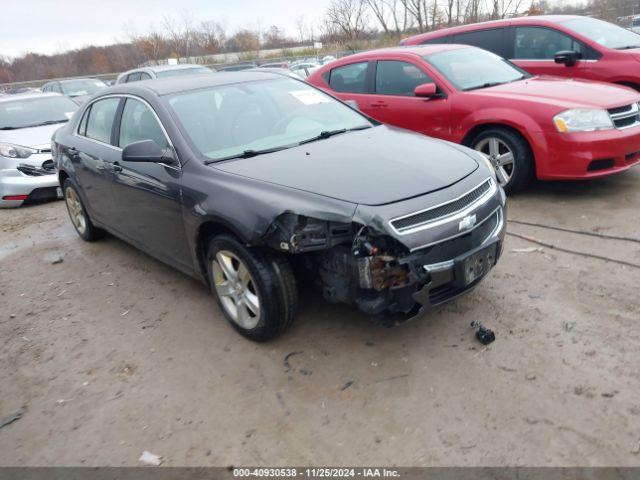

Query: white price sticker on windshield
<box><xmin>64</xmin><ymin>112</ymin><xmax>74</xmax><ymax>119</ymax></box>
<box><xmin>289</xmin><ymin>89</ymin><xmax>331</xmax><ymax>105</ymax></box>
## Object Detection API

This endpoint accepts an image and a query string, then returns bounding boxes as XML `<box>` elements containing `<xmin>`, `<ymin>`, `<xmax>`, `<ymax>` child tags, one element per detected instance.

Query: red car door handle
<box><xmin>370</xmin><ymin>102</ymin><xmax>388</xmax><ymax>108</ymax></box>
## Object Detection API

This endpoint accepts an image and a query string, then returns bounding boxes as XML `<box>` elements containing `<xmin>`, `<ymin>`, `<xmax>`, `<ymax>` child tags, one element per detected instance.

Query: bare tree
<box><xmin>326</xmin><ymin>0</ymin><xmax>369</xmax><ymax>41</ymax></box>
<box><xmin>365</xmin><ymin>0</ymin><xmax>391</xmax><ymax>34</ymax></box>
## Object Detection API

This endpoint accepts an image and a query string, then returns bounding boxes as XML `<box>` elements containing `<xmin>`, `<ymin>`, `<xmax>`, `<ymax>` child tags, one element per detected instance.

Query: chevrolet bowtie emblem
<box><xmin>459</xmin><ymin>214</ymin><xmax>477</xmax><ymax>231</ymax></box>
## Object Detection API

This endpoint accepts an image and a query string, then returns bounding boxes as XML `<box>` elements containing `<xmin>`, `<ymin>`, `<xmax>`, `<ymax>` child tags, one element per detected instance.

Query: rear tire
<box><xmin>62</xmin><ymin>178</ymin><xmax>104</xmax><ymax>241</ymax></box>
<box><xmin>469</xmin><ymin>128</ymin><xmax>534</xmax><ymax>194</ymax></box>
<box><xmin>206</xmin><ymin>234</ymin><xmax>298</xmax><ymax>342</ymax></box>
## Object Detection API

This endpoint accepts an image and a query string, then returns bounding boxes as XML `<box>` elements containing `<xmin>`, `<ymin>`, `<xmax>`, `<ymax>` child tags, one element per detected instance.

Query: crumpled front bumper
<box><xmin>0</xmin><ymin>168</ymin><xmax>61</xmax><ymax>208</ymax></box>
<box><xmin>406</xmin><ymin>204</ymin><xmax>506</xmax><ymax>319</ymax></box>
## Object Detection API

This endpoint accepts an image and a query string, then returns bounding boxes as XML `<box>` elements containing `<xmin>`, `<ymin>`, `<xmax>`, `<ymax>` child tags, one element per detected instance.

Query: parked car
<box><xmin>259</xmin><ymin>61</ymin><xmax>290</xmax><ymax>69</ymax></box>
<box><xmin>401</xmin><ymin>15</ymin><xmax>640</xmax><ymax>91</ymax></box>
<box><xmin>1</xmin><ymin>92</ymin><xmax>78</xmax><ymax>207</ymax></box>
<box><xmin>290</xmin><ymin>62</ymin><xmax>321</xmax><ymax>79</ymax></box>
<box><xmin>53</xmin><ymin>72</ymin><xmax>505</xmax><ymax>341</ymax></box>
<box><xmin>42</xmin><ymin>78</ymin><xmax>108</xmax><ymax>105</ymax></box>
<box><xmin>217</xmin><ymin>63</ymin><xmax>257</xmax><ymax>72</ymax></box>
<box><xmin>307</xmin><ymin>45</ymin><xmax>640</xmax><ymax>193</ymax></box>
<box><xmin>115</xmin><ymin>64</ymin><xmax>212</xmax><ymax>84</ymax></box>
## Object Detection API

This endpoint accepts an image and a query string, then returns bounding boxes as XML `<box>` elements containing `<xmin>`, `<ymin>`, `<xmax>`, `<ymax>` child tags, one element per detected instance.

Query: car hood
<box><xmin>213</xmin><ymin>126</ymin><xmax>479</xmax><ymax>206</ymax></box>
<box><xmin>0</xmin><ymin>123</ymin><xmax>64</xmax><ymax>150</ymax></box>
<box><xmin>472</xmin><ymin>76</ymin><xmax>640</xmax><ymax>109</ymax></box>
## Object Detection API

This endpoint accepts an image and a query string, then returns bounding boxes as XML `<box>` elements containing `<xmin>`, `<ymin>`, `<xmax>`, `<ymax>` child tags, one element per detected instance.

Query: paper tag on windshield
<box><xmin>64</xmin><ymin>112</ymin><xmax>74</xmax><ymax>119</ymax></box>
<box><xmin>289</xmin><ymin>89</ymin><xmax>331</xmax><ymax>105</ymax></box>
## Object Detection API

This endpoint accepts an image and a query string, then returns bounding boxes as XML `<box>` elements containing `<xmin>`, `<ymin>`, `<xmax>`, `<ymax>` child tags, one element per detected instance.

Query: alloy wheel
<box><xmin>65</xmin><ymin>187</ymin><xmax>87</xmax><ymax>235</ymax></box>
<box><xmin>212</xmin><ymin>250</ymin><xmax>261</xmax><ymax>329</ymax></box>
<box><xmin>475</xmin><ymin>137</ymin><xmax>515</xmax><ymax>187</ymax></box>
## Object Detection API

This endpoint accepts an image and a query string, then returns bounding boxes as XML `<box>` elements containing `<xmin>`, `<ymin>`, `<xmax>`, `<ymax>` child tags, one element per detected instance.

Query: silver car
<box><xmin>115</xmin><ymin>64</ymin><xmax>212</xmax><ymax>84</ymax></box>
<box><xmin>0</xmin><ymin>92</ymin><xmax>78</xmax><ymax>207</ymax></box>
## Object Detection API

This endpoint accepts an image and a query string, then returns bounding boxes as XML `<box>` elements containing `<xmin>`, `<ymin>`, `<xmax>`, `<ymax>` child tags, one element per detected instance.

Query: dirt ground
<box><xmin>1</xmin><ymin>170</ymin><xmax>639</xmax><ymax>467</ymax></box>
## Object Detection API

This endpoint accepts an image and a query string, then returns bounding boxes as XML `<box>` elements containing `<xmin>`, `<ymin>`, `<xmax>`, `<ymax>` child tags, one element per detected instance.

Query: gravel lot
<box><xmin>1</xmin><ymin>171</ymin><xmax>639</xmax><ymax>467</ymax></box>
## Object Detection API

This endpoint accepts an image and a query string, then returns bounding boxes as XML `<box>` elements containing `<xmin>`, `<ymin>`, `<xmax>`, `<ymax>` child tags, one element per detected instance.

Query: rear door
<box><xmin>365</xmin><ymin>58</ymin><xmax>451</xmax><ymax>139</ymax></box>
<box><xmin>71</xmin><ymin>96</ymin><xmax>122</xmax><ymax>223</ymax></box>
<box><xmin>451</xmin><ymin>27</ymin><xmax>509</xmax><ymax>57</ymax></box>
<box><xmin>109</xmin><ymin>96</ymin><xmax>191</xmax><ymax>268</ymax></box>
<box><xmin>509</xmin><ymin>25</ymin><xmax>588</xmax><ymax>77</ymax></box>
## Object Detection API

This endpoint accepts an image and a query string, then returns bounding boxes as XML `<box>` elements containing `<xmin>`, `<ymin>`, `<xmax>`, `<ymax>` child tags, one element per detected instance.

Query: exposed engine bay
<box><xmin>262</xmin><ymin>212</ymin><xmax>502</xmax><ymax>323</ymax></box>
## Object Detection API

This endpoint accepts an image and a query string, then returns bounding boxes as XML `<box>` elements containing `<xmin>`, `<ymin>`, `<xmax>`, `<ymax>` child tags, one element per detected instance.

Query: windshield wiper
<box><xmin>616</xmin><ymin>45</ymin><xmax>640</xmax><ymax>50</ymax></box>
<box><xmin>19</xmin><ymin>119</ymin><xmax>69</xmax><ymax>128</ymax></box>
<box><xmin>463</xmin><ymin>82</ymin><xmax>505</xmax><ymax>91</ymax></box>
<box><xmin>298</xmin><ymin>125</ymin><xmax>371</xmax><ymax>146</ymax></box>
<box><xmin>205</xmin><ymin>145</ymin><xmax>294</xmax><ymax>164</ymax></box>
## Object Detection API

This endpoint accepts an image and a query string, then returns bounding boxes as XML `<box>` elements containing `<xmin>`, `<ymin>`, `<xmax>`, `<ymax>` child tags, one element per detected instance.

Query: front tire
<box><xmin>206</xmin><ymin>234</ymin><xmax>298</xmax><ymax>342</ymax></box>
<box><xmin>62</xmin><ymin>178</ymin><xmax>104</xmax><ymax>241</ymax></box>
<box><xmin>470</xmin><ymin>128</ymin><xmax>534</xmax><ymax>194</ymax></box>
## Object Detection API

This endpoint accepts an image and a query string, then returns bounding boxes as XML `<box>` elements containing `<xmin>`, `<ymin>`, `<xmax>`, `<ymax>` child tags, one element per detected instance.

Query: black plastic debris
<box><xmin>471</xmin><ymin>321</ymin><xmax>495</xmax><ymax>345</ymax></box>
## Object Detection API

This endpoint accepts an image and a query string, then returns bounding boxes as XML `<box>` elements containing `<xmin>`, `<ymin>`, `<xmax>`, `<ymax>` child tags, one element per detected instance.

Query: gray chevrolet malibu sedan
<box><xmin>52</xmin><ymin>72</ymin><xmax>506</xmax><ymax>341</ymax></box>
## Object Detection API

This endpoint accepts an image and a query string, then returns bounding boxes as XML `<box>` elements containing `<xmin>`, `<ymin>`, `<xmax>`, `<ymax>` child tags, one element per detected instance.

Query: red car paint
<box><xmin>400</xmin><ymin>15</ymin><xmax>640</xmax><ymax>90</ymax></box>
<box><xmin>307</xmin><ymin>45</ymin><xmax>640</xmax><ymax>180</ymax></box>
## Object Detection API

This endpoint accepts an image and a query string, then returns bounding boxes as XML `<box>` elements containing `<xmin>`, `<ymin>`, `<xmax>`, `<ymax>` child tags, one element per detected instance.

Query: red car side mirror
<box><xmin>414</xmin><ymin>83</ymin><xmax>438</xmax><ymax>98</ymax></box>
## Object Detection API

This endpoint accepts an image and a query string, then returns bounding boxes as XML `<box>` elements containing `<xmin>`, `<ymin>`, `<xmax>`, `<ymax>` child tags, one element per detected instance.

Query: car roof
<box><xmin>0</xmin><ymin>92</ymin><xmax>62</xmax><ymax>103</ymax></box>
<box><xmin>105</xmin><ymin>71</ymin><xmax>298</xmax><ymax>96</ymax></box>
<box><xmin>332</xmin><ymin>44</ymin><xmax>468</xmax><ymax>62</ymax></box>
<box><xmin>402</xmin><ymin>15</ymin><xmax>584</xmax><ymax>42</ymax></box>
<box><xmin>58</xmin><ymin>77</ymin><xmax>104</xmax><ymax>84</ymax></box>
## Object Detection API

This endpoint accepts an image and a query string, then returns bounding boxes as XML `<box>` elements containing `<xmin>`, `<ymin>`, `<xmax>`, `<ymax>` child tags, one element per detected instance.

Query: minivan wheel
<box><xmin>470</xmin><ymin>128</ymin><xmax>534</xmax><ymax>194</ymax></box>
<box><xmin>62</xmin><ymin>178</ymin><xmax>104</xmax><ymax>241</ymax></box>
<box><xmin>206</xmin><ymin>234</ymin><xmax>298</xmax><ymax>342</ymax></box>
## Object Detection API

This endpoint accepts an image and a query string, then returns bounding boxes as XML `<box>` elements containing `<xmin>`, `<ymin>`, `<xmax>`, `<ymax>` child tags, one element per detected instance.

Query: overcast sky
<box><xmin>1</xmin><ymin>0</ymin><xmax>331</xmax><ymax>59</ymax></box>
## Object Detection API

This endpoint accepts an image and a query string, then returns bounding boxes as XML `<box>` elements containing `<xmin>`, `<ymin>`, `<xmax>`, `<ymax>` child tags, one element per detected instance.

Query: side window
<box><xmin>453</xmin><ymin>28</ymin><xmax>506</xmax><ymax>56</ymax></box>
<box><xmin>140</xmin><ymin>72</ymin><xmax>152</xmax><ymax>80</ymax></box>
<box><xmin>84</xmin><ymin>97</ymin><xmax>120</xmax><ymax>144</ymax></box>
<box><xmin>513</xmin><ymin>26</ymin><xmax>583</xmax><ymax>59</ymax></box>
<box><xmin>421</xmin><ymin>36</ymin><xmax>450</xmax><ymax>45</ymax></box>
<box><xmin>126</xmin><ymin>72</ymin><xmax>142</xmax><ymax>83</ymax></box>
<box><xmin>50</xmin><ymin>83</ymin><xmax>62</xmax><ymax>93</ymax></box>
<box><xmin>42</xmin><ymin>84</ymin><xmax>50</xmax><ymax>92</ymax></box>
<box><xmin>375</xmin><ymin>61</ymin><xmax>433</xmax><ymax>96</ymax></box>
<box><xmin>78</xmin><ymin>106</ymin><xmax>91</xmax><ymax>136</ymax></box>
<box><xmin>329</xmin><ymin>62</ymin><xmax>369</xmax><ymax>93</ymax></box>
<box><xmin>118</xmin><ymin>98</ymin><xmax>169</xmax><ymax>149</ymax></box>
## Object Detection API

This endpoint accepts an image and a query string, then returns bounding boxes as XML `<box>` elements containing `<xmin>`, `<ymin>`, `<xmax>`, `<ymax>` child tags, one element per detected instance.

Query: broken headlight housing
<box><xmin>0</xmin><ymin>142</ymin><xmax>37</xmax><ymax>159</ymax></box>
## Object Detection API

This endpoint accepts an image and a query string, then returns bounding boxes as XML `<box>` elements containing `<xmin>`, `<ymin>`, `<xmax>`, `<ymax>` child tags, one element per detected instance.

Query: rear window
<box><xmin>452</xmin><ymin>28</ymin><xmax>507</xmax><ymax>57</ymax></box>
<box><xmin>83</xmin><ymin>97</ymin><xmax>120</xmax><ymax>144</ymax></box>
<box><xmin>329</xmin><ymin>62</ymin><xmax>369</xmax><ymax>93</ymax></box>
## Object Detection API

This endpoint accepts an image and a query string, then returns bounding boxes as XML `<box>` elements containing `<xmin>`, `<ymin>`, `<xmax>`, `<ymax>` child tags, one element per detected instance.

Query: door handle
<box><xmin>68</xmin><ymin>147</ymin><xmax>78</xmax><ymax>154</ymax></box>
<box><xmin>112</xmin><ymin>162</ymin><xmax>123</xmax><ymax>172</ymax></box>
<box><xmin>370</xmin><ymin>102</ymin><xmax>388</xmax><ymax>108</ymax></box>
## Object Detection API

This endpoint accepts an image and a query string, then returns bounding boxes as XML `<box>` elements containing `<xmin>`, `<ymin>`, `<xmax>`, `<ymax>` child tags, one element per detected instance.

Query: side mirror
<box><xmin>414</xmin><ymin>83</ymin><xmax>438</xmax><ymax>98</ymax></box>
<box><xmin>122</xmin><ymin>139</ymin><xmax>175</xmax><ymax>164</ymax></box>
<box><xmin>344</xmin><ymin>99</ymin><xmax>360</xmax><ymax>111</ymax></box>
<box><xmin>554</xmin><ymin>50</ymin><xmax>581</xmax><ymax>67</ymax></box>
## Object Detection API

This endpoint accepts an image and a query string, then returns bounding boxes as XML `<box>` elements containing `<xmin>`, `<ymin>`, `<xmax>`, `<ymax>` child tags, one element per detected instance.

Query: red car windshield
<box><xmin>425</xmin><ymin>47</ymin><xmax>529</xmax><ymax>91</ymax></box>
<box><xmin>562</xmin><ymin>17</ymin><xmax>640</xmax><ymax>49</ymax></box>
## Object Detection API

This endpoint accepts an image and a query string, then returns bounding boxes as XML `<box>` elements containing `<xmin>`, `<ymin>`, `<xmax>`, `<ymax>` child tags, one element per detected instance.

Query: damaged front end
<box><xmin>263</xmin><ymin>204</ymin><xmax>505</xmax><ymax>325</ymax></box>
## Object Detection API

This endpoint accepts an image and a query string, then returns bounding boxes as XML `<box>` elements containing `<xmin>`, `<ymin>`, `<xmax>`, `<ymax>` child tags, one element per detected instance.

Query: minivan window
<box><xmin>167</xmin><ymin>78</ymin><xmax>372</xmax><ymax>161</ymax></box>
<box><xmin>83</xmin><ymin>97</ymin><xmax>119</xmax><ymax>144</ymax></box>
<box><xmin>375</xmin><ymin>61</ymin><xmax>433</xmax><ymax>96</ymax></box>
<box><xmin>513</xmin><ymin>26</ymin><xmax>582</xmax><ymax>59</ymax></box>
<box><xmin>329</xmin><ymin>62</ymin><xmax>369</xmax><ymax>93</ymax></box>
<box><xmin>118</xmin><ymin>98</ymin><xmax>168</xmax><ymax>149</ymax></box>
<box><xmin>452</xmin><ymin>28</ymin><xmax>506</xmax><ymax>56</ymax></box>
<box><xmin>562</xmin><ymin>17</ymin><xmax>640</xmax><ymax>49</ymax></box>
<box><xmin>426</xmin><ymin>47</ymin><xmax>528</xmax><ymax>91</ymax></box>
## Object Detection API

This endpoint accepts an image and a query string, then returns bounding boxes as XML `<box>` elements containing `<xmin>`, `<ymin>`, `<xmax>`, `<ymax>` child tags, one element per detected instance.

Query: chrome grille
<box><xmin>390</xmin><ymin>179</ymin><xmax>494</xmax><ymax>234</ymax></box>
<box><xmin>608</xmin><ymin>103</ymin><xmax>640</xmax><ymax>129</ymax></box>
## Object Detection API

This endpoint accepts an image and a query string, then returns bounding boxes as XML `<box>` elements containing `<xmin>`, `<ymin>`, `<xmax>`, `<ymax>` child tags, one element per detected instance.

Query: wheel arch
<box><xmin>614</xmin><ymin>81</ymin><xmax>640</xmax><ymax>92</ymax></box>
<box><xmin>195</xmin><ymin>218</ymin><xmax>250</xmax><ymax>283</ymax></box>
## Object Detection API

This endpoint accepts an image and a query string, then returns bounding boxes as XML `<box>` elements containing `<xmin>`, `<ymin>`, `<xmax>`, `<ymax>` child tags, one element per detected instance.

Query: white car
<box><xmin>0</xmin><ymin>92</ymin><xmax>77</xmax><ymax>207</ymax></box>
<box><xmin>115</xmin><ymin>64</ymin><xmax>212</xmax><ymax>84</ymax></box>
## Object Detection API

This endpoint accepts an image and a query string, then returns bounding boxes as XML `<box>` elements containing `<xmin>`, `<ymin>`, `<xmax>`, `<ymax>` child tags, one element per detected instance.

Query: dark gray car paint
<box><xmin>54</xmin><ymin>73</ymin><xmax>500</xmax><ymax>282</ymax></box>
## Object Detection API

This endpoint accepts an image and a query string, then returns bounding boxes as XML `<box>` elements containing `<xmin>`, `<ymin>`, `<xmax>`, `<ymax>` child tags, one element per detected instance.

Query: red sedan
<box><xmin>307</xmin><ymin>45</ymin><xmax>640</xmax><ymax>193</ymax></box>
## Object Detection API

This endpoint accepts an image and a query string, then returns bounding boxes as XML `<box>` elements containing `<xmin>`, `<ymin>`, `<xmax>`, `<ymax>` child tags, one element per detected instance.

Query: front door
<box><xmin>109</xmin><ymin>97</ymin><xmax>191</xmax><ymax>269</ymax></box>
<box><xmin>510</xmin><ymin>26</ymin><xmax>588</xmax><ymax>78</ymax></box>
<box><xmin>362</xmin><ymin>59</ymin><xmax>451</xmax><ymax>139</ymax></box>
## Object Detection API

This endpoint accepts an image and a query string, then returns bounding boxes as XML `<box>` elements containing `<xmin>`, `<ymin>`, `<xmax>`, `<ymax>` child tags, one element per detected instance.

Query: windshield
<box><xmin>426</xmin><ymin>47</ymin><xmax>529</xmax><ymax>91</ymax></box>
<box><xmin>562</xmin><ymin>17</ymin><xmax>640</xmax><ymax>49</ymax></box>
<box><xmin>156</xmin><ymin>67</ymin><xmax>212</xmax><ymax>78</ymax></box>
<box><xmin>61</xmin><ymin>79</ymin><xmax>107</xmax><ymax>96</ymax></box>
<box><xmin>0</xmin><ymin>96</ymin><xmax>78</xmax><ymax>129</ymax></box>
<box><xmin>167</xmin><ymin>77</ymin><xmax>372</xmax><ymax>161</ymax></box>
